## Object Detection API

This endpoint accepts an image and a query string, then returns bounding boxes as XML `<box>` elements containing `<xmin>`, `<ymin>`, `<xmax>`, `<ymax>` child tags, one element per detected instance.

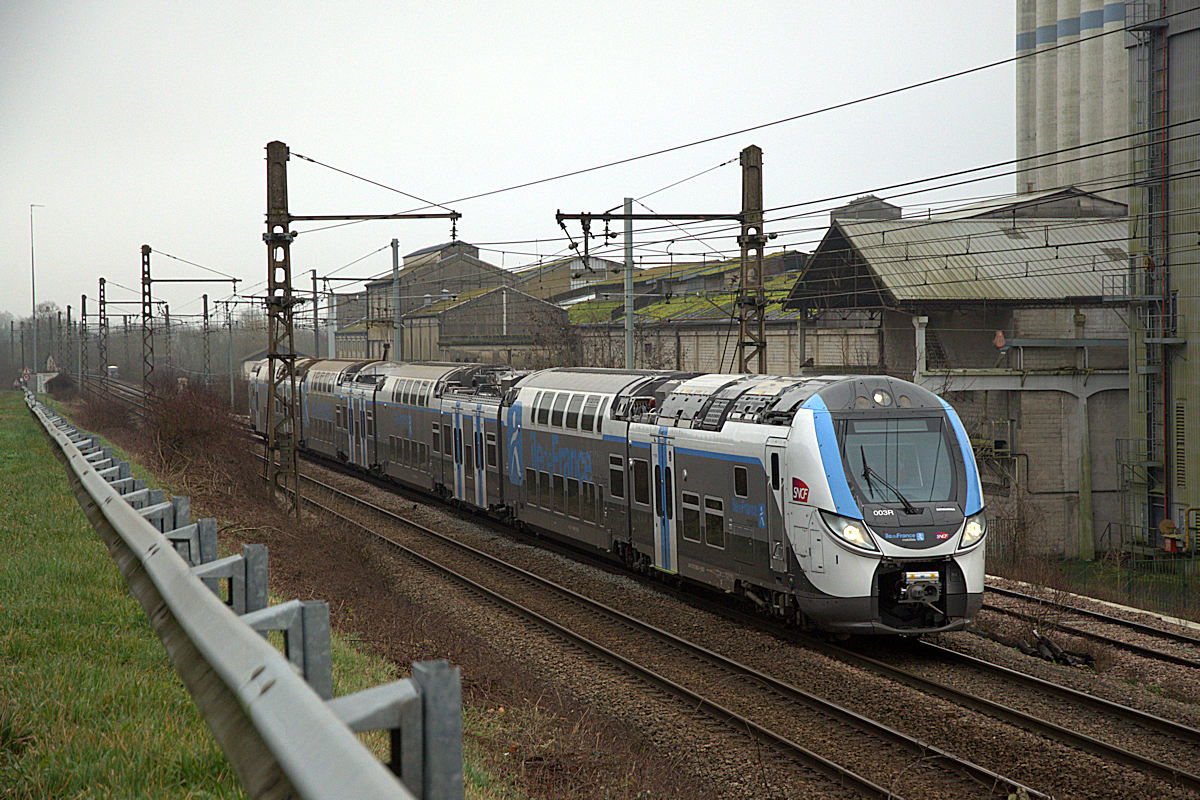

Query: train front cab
<box><xmin>784</xmin><ymin>377</ymin><xmax>985</xmax><ymax>635</ymax></box>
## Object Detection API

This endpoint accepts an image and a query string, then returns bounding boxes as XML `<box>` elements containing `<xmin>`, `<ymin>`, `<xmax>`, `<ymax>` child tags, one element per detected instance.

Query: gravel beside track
<box><xmin>300</xmin><ymin>456</ymin><xmax>1200</xmax><ymax>800</ymax></box>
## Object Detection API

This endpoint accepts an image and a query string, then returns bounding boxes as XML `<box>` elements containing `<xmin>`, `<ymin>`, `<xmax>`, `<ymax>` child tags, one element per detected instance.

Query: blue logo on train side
<box><xmin>730</xmin><ymin>497</ymin><xmax>766</xmax><ymax>529</ymax></box>
<box><xmin>530</xmin><ymin>434</ymin><xmax>594</xmax><ymax>483</ymax></box>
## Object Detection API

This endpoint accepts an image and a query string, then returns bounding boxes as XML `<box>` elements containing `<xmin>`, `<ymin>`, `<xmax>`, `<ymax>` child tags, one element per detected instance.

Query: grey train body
<box><xmin>248</xmin><ymin>359</ymin><xmax>987</xmax><ymax>635</ymax></box>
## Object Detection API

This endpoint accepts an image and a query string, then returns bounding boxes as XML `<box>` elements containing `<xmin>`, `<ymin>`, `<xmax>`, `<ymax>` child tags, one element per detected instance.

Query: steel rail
<box><xmin>980</xmin><ymin>600</ymin><xmax>1200</xmax><ymax>670</ymax></box>
<box><xmin>26</xmin><ymin>395</ymin><xmax>415</xmax><ymax>800</ymax></box>
<box><xmin>802</xmin><ymin>635</ymin><xmax>1200</xmax><ymax>794</ymax></box>
<box><xmin>987</xmin><ymin>583</ymin><xmax>1200</xmax><ymax>650</ymax></box>
<box><xmin>291</xmin><ymin>463</ymin><xmax>1044</xmax><ymax>800</ymax></box>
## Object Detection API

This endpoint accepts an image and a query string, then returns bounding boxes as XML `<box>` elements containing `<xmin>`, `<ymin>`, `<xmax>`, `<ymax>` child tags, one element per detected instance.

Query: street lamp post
<box><xmin>29</xmin><ymin>203</ymin><xmax>44</xmax><ymax>377</ymax></box>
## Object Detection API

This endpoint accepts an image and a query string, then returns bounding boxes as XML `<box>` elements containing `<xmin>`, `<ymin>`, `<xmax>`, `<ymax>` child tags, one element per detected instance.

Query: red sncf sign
<box><xmin>791</xmin><ymin>478</ymin><xmax>809</xmax><ymax>503</ymax></box>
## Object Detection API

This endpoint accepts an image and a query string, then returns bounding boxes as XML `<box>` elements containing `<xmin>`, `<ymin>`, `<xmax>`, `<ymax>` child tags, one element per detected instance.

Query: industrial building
<box><xmin>783</xmin><ymin>194</ymin><xmax>1129</xmax><ymax>558</ymax></box>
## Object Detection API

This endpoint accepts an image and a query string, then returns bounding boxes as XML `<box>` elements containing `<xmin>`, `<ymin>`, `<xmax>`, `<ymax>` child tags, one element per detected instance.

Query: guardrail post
<box><xmin>191</xmin><ymin>544</ymin><xmax>268</xmax><ymax>614</ymax></box>
<box><xmin>241</xmin><ymin>599</ymin><xmax>333</xmax><ymax>700</ymax></box>
<box><xmin>413</xmin><ymin>660</ymin><xmax>464</xmax><ymax>800</ymax></box>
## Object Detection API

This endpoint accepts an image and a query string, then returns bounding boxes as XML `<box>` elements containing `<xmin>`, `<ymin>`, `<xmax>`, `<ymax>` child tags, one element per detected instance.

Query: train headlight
<box><xmin>819</xmin><ymin>510</ymin><xmax>878</xmax><ymax>552</ymax></box>
<box><xmin>958</xmin><ymin>512</ymin><xmax>986</xmax><ymax>550</ymax></box>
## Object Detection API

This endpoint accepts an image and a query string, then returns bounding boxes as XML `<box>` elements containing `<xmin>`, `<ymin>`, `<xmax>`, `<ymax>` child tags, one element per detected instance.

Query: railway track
<box><xmin>981</xmin><ymin>584</ymin><xmax>1200</xmax><ymax>670</ymax></box>
<box><xmin>296</xmin><ymin>454</ymin><xmax>1200</xmax><ymax>797</ymax></box>
<box><xmin>288</xmin><ymin>458</ymin><xmax>1041</xmax><ymax>800</ymax></box>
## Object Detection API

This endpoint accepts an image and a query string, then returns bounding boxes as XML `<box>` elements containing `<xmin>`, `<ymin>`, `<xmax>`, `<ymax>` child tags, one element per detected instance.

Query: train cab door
<box><xmin>650</xmin><ymin>426</ymin><xmax>678</xmax><ymax>574</ymax></box>
<box><xmin>766</xmin><ymin>438</ymin><xmax>789</xmax><ymax>574</ymax></box>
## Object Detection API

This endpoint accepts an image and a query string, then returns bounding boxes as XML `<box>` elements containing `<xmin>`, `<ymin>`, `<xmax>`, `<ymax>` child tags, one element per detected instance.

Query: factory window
<box><xmin>631</xmin><ymin>459</ymin><xmax>650</xmax><ymax>506</ymax></box>
<box><xmin>609</xmin><ymin>454</ymin><xmax>625</xmax><ymax>499</ymax></box>
<box><xmin>432</xmin><ymin>423</ymin><xmax>440</xmax><ymax>454</ymax></box>
<box><xmin>551</xmin><ymin>393</ymin><xmax>569</xmax><ymax>427</ymax></box>
<box><xmin>536</xmin><ymin>392</ymin><xmax>552</xmax><ymax>425</ymax></box>
<box><xmin>566</xmin><ymin>394</ymin><xmax>583</xmax><ymax>429</ymax></box>
<box><xmin>486</xmin><ymin>432</ymin><xmax>497</xmax><ymax>468</ymax></box>
<box><xmin>734</xmin><ymin>466</ymin><xmax>748</xmax><ymax>498</ymax></box>
<box><xmin>704</xmin><ymin>497</ymin><xmax>725</xmax><ymax>549</ymax></box>
<box><xmin>581</xmin><ymin>395</ymin><xmax>600</xmax><ymax>432</ymax></box>
<box><xmin>525</xmin><ymin>468</ymin><xmax>536</xmax><ymax>501</ymax></box>
<box><xmin>553</xmin><ymin>474</ymin><xmax>565</xmax><ymax>514</ymax></box>
<box><xmin>681</xmin><ymin>492</ymin><xmax>701</xmax><ymax>542</ymax></box>
<box><xmin>567</xmin><ymin>478</ymin><xmax>580</xmax><ymax>518</ymax></box>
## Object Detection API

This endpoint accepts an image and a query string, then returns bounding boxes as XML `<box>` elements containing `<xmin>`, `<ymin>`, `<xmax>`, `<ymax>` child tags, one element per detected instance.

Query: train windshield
<box><xmin>838</xmin><ymin>417</ymin><xmax>956</xmax><ymax>504</ymax></box>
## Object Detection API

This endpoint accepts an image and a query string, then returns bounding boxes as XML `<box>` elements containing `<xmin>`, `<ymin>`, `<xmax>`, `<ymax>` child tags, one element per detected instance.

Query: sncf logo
<box><xmin>791</xmin><ymin>478</ymin><xmax>809</xmax><ymax>503</ymax></box>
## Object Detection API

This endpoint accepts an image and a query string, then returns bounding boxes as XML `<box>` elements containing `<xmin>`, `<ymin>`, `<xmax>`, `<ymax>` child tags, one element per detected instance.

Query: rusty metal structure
<box><xmin>141</xmin><ymin>245</ymin><xmax>154</xmax><ymax>398</ymax></box>
<box><xmin>736</xmin><ymin>145</ymin><xmax>768</xmax><ymax>374</ymax></box>
<box><xmin>97</xmin><ymin>278</ymin><xmax>108</xmax><ymax>383</ymax></box>
<box><xmin>263</xmin><ymin>141</ymin><xmax>459</xmax><ymax>512</ymax></box>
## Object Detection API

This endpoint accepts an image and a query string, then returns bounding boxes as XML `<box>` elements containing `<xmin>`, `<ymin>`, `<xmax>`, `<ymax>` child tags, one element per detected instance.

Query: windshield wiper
<box><xmin>860</xmin><ymin>446</ymin><xmax>919</xmax><ymax>515</ymax></box>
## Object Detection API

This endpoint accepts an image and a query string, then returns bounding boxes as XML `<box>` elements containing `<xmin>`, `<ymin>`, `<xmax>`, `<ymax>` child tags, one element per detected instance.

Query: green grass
<box><xmin>16</xmin><ymin>392</ymin><xmax>524</xmax><ymax>799</ymax></box>
<box><xmin>0</xmin><ymin>390</ymin><xmax>245</xmax><ymax>799</ymax></box>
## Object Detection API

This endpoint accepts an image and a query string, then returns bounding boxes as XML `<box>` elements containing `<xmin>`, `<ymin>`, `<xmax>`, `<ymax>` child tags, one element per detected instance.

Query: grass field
<box><xmin>0</xmin><ymin>390</ymin><xmax>247</xmax><ymax>798</ymax></box>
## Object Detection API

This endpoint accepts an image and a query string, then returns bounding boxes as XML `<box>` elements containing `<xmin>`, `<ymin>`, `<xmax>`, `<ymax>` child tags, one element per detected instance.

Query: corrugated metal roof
<box><xmin>571</xmin><ymin>272</ymin><xmax>805</xmax><ymax>325</ymax></box>
<box><xmin>836</xmin><ymin>217</ymin><xmax>1128</xmax><ymax>302</ymax></box>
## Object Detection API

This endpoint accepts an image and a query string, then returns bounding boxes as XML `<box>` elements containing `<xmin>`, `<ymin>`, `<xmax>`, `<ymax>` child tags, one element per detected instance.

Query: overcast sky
<box><xmin>0</xmin><ymin>1</ymin><xmax>1014</xmax><ymax>324</ymax></box>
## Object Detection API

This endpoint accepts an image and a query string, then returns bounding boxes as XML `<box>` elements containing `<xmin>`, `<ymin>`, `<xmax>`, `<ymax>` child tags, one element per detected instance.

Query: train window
<box><xmin>403</xmin><ymin>439</ymin><xmax>411</xmax><ymax>465</ymax></box>
<box><xmin>475</xmin><ymin>432</ymin><xmax>484</xmax><ymax>470</ymax></box>
<box><xmin>539</xmin><ymin>471</ymin><xmax>550</xmax><ymax>507</ymax></box>
<box><xmin>580</xmin><ymin>482</ymin><xmax>593</xmax><ymax>521</ymax></box>
<box><xmin>770</xmin><ymin>453</ymin><xmax>780</xmax><ymax>491</ymax></box>
<box><xmin>664</xmin><ymin>467</ymin><xmax>673</xmax><ymax>519</ymax></box>
<box><xmin>704</xmin><ymin>497</ymin><xmax>725</xmax><ymax>549</ymax></box>
<box><xmin>681</xmin><ymin>492</ymin><xmax>701</xmax><ymax>542</ymax></box>
<box><xmin>551</xmin><ymin>393</ymin><xmax>569</xmax><ymax>427</ymax></box>
<box><xmin>366</xmin><ymin>411</ymin><xmax>374</xmax><ymax>437</ymax></box>
<box><xmin>609</xmin><ymin>455</ymin><xmax>625</xmax><ymax>499</ymax></box>
<box><xmin>580</xmin><ymin>395</ymin><xmax>600</xmax><ymax>432</ymax></box>
<box><xmin>454</xmin><ymin>428</ymin><xmax>462</xmax><ymax>462</ymax></box>
<box><xmin>486</xmin><ymin>432</ymin><xmax>497</xmax><ymax>468</ymax></box>
<box><xmin>653</xmin><ymin>466</ymin><xmax>662</xmax><ymax>516</ymax></box>
<box><xmin>421</xmin><ymin>443</ymin><xmax>429</xmax><ymax>467</ymax></box>
<box><xmin>444</xmin><ymin>424</ymin><xmax>452</xmax><ymax>457</ymax></box>
<box><xmin>464</xmin><ymin>441</ymin><xmax>472</xmax><ymax>471</ymax></box>
<box><xmin>553</xmin><ymin>474</ymin><xmax>565</xmax><ymax>514</ymax></box>
<box><xmin>432</xmin><ymin>423</ymin><xmax>440</xmax><ymax>454</ymax></box>
<box><xmin>632</xmin><ymin>459</ymin><xmax>650</xmax><ymax>506</ymax></box>
<box><xmin>567</xmin><ymin>478</ymin><xmax>580</xmax><ymax>518</ymax></box>
<box><xmin>597</xmin><ymin>397</ymin><xmax>610</xmax><ymax>422</ymax></box>
<box><xmin>536</xmin><ymin>392</ymin><xmax>552</xmax><ymax>425</ymax></box>
<box><xmin>525</xmin><ymin>468</ymin><xmax>536</xmax><ymax>501</ymax></box>
<box><xmin>734</xmin><ymin>466</ymin><xmax>748</xmax><ymax>498</ymax></box>
<box><xmin>565</xmin><ymin>395</ymin><xmax>583</xmax><ymax>429</ymax></box>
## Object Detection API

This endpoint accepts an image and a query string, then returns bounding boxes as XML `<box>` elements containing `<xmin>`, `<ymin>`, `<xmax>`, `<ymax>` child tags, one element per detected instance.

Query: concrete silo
<box><xmin>1016</xmin><ymin>0</ymin><xmax>1039</xmax><ymax>193</ymax></box>
<box><xmin>1078</xmin><ymin>0</ymin><xmax>1106</xmax><ymax>191</ymax></box>
<box><xmin>1101</xmin><ymin>1</ymin><xmax>1128</xmax><ymax>205</ymax></box>
<box><xmin>1035</xmin><ymin>0</ymin><xmax>1060</xmax><ymax>188</ymax></box>
<box><xmin>1057</xmin><ymin>0</ymin><xmax>1082</xmax><ymax>187</ymax></box>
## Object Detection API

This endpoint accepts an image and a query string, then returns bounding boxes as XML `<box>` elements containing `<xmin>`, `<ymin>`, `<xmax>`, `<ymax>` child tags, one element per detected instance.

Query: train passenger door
<box><xmin>451</xmin><ymin>401</ymin><xmax>466</xmax><ymax>502</ymax></box>
<box><xmin>766</xmin><ymin>438</ymin><xmax>789</xmax><ymax>573</ymax></box>
<box><xmin>349</xmin><ymin>384</ymin><xmax>372</xmax><ymax>469</ymax></box>
<box><xmin>471</xmin><ymin>403</ymin><xmax>486</xmax><ymax>508</ymax></box>
<box><xmin>650</xmin><ymin>426</ymin><xmax>677</xmax><ymax>574</ymax></box>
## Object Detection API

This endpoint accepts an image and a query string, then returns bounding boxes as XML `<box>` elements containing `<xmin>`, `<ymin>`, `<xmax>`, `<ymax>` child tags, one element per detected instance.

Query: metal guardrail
<box><xmin>24</xmin><ymin>390</ymin><xmax>464</xmax><ymax>800</ymax></box>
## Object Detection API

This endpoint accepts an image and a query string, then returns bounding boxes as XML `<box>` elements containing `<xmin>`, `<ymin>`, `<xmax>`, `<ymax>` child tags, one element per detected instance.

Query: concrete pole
<box><xmin>312</xmin><ymin>269</ymin><xmax>320</xmax><ymax>359</ymax></box>
<box><xmin>912</xmin><ymin>316</ymin><xmax>928</xmax><ymax>382</ymax></box>
<box><xmin>1079</xmin><ymin>395</ymin><xmax>1095</xmax><ymax>560</ymax></box>
<box><xmin>227</xmin><ymin>303</ymin><xmax>235</xmax><ymax>408</ymax></box>
<box><xmin>624</xmin><ymin>197</ymin><xmax>634</xmax><ymax>370</ymax></box>
<box><xmin>392</xmin><ymin>238</ymin><xmax>401</xmax><ymax>362</ymax></box>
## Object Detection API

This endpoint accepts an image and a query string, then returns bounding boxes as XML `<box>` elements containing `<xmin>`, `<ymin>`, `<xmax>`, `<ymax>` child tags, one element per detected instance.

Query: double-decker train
<box><xmin>248</xmin><ymin>359</ymin><xmax>986</xmax><ymax>635</ymax></box>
